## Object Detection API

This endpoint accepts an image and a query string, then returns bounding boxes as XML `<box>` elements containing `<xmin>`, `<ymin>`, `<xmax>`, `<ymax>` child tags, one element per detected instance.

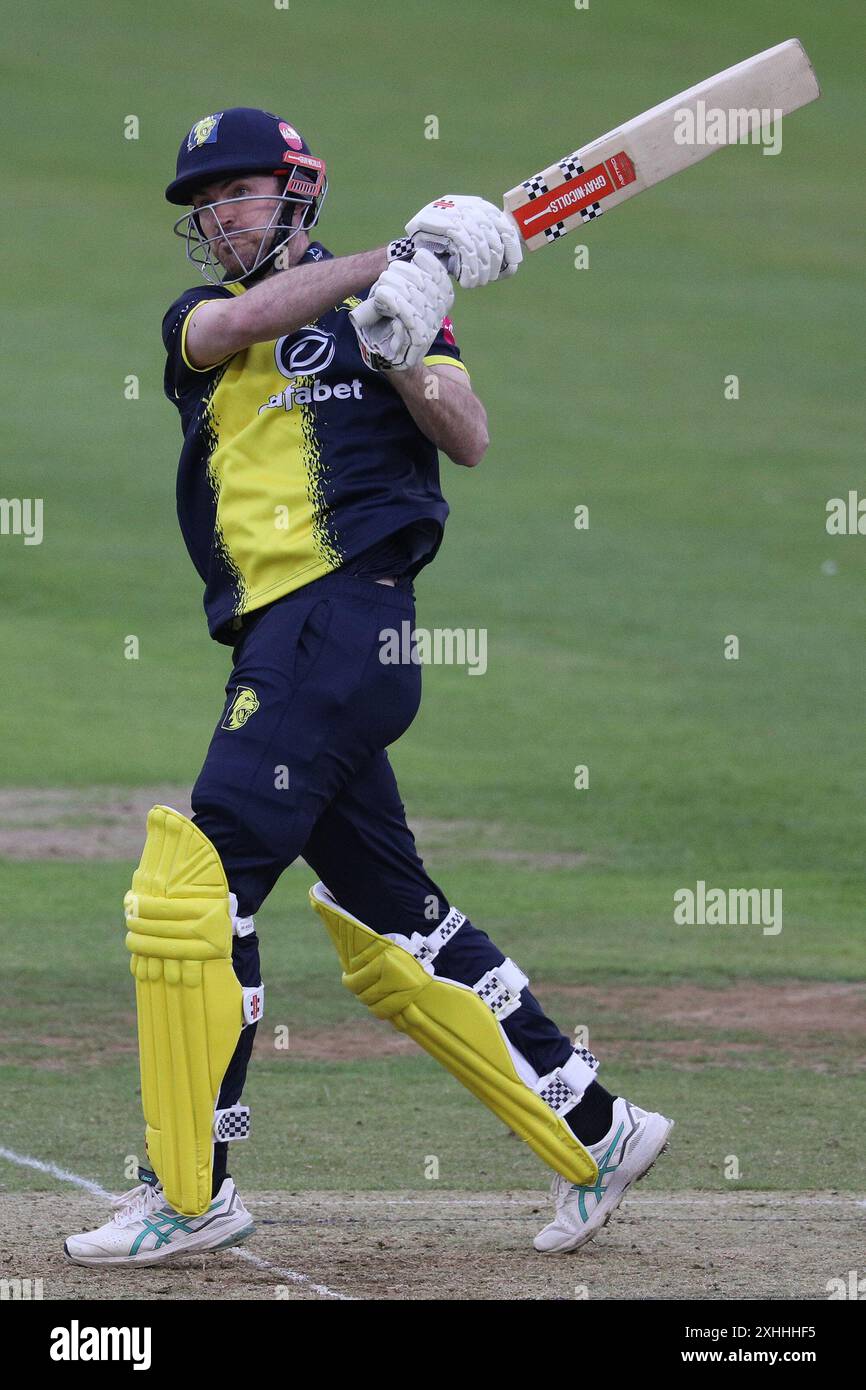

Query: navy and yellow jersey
<box><xmin>162</xmin><ymin>241</ymin><xmax>467</xmax><ymax>641</ymax></box>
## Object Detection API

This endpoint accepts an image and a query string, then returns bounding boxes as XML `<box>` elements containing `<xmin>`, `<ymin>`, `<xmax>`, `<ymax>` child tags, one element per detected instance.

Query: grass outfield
<box><xmin>2</xmin><ymin>0</ymin><xmax>863</xmax><ymax>1217</ymax></box>
<box><xmin>1</xmin><ymin>857</ymin><xmax>863</xmax><ymax>1195</ymax></box>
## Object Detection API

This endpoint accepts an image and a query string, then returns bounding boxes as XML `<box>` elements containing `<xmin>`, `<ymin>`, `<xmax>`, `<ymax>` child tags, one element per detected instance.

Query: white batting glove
<box><xmin>350</xmin><ymin>248</ymin><xmax>455</xmax><ymax>372</ymax></box>
<box><xmin>404</xmin><ymin>194</ymin><xmax>523</xmax><ymax>288</ymax></box>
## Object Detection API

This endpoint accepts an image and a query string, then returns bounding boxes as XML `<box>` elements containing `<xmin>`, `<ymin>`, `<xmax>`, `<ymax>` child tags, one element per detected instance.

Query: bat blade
<box><xmin>503</xmin><ymin>38</ymin><xmax>820</xmax><ymax>250</ymax></box>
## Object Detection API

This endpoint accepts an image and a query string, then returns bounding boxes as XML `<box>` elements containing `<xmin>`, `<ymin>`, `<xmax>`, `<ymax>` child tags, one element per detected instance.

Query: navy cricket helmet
<box><xmin>167</xmin><ymin>107</ymin><xmax>328</xmax><ymax>284</ymax></box>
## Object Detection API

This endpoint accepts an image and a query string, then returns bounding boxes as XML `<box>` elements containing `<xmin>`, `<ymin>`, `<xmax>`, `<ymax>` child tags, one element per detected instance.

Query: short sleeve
<box><xmin>162</xmin><ymin>286</ymin><xmax>232</xmax><ymax>404</ymax></box>
<box><xmin>423</xmin><ymin>314</ymin><xmax>468</xmax><ymax>375</ymax></box>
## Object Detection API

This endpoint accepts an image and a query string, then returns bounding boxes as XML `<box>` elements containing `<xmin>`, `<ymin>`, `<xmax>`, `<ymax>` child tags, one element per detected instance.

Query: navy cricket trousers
<box><xmin>189</xmin><ymin>573</ymin><xmax>581</xmax><ymax>1183</ymax></box>
<box><xmin>193</xmin><ymin>573</ymin><xmax>436</xmax><ymax>927</ymax></box>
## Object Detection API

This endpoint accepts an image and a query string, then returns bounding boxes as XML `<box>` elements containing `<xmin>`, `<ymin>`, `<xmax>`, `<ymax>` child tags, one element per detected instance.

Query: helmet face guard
<box><xmin>172</xmin><ymin>153</ymin><xmax>327</xmax><ymax>285</ymax></box>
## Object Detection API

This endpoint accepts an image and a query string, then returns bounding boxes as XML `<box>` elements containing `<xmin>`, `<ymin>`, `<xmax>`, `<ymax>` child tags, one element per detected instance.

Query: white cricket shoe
<box><xmin>534</xmin><ymin>1097</ymin><xmax>673</xmax><ymax>1253</ymax></box>
<box><xmin>64</xmin><ymin>1176</ymin><xmax>254</xmax><ymax>1267</ymax></box>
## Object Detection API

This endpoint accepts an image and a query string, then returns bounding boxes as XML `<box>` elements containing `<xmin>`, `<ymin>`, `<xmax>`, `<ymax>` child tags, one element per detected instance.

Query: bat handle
<box><xmin>410</xmin><ymin>234</ymin><xmax>459</xmax><ymax>277</ymax></box>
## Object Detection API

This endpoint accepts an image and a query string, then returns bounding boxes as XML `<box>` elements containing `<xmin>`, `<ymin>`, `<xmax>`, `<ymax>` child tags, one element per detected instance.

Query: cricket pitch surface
<box><xmin>5</xmin><ymin>1190</ymin><xmax>860</xmax><ymax>1301</ymax></box>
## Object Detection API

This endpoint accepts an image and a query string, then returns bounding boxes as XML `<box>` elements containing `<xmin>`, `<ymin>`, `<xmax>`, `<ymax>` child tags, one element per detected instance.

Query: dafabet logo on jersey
<box><xmin>221</xmin><ymin>687</ymin><xmax>260</xmax><ymax>730</ymax></box>
<box><xmin>258</xmin><ymin>327</ymin><xmax>364</xmax><ymax>415</ymax></box>
<box><xmin>276</xmin><ymin>328</ymin><xmax>336</xmax><ymax>377</ymax></box>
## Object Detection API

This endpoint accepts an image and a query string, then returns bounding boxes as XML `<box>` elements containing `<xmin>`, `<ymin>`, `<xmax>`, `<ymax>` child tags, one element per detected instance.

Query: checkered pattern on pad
<box><xmin>474</xmin><ymin>969</ymin><xmax>522</xmax><ymax>1021</ymax></box>
<box><xmin>574</xmin><ymin>1045</ymin><xmax>599</xmax><ymax>1071</ymax></box>
<box><xmin>412</xmin><ymin>907</ymin><xmax>466</xmax><ymax>967</ymax></box>
<box><xmin>537</xmin><ymin>1076</ymin><xmax>577</xmax><ymax>1115</ymax></box>
<box><xmin>213</xmin><ymin>1104</ymin><xmax>251</xmax><ymax>1142</ymax></box>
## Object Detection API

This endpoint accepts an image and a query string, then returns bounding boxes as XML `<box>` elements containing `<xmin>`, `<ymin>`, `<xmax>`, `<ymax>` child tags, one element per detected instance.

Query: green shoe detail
<box><xmin>570</xmin><ymin>1122</ymin><xmax>625</xmax><ymax>1224</ymax></box>
<box><xmin>128</xmin><ymin>1196</ymin><xmax>225</xmax><ymax>1255</ymax></box>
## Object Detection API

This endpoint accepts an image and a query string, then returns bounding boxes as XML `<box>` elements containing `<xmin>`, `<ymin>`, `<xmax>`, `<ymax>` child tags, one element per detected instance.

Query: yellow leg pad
<box><xmin>124</xmin><ymin>806</ymin><xmax>243</xmax><ymax>1217</ymax></box>
<box><xmin>310</xmin><ymin>886</ymin><xmax>597</xmax><ymax>1186</ymax></box>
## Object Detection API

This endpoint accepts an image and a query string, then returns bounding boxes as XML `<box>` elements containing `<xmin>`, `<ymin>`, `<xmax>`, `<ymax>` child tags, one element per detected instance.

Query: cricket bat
<box><xmin>356</xmin><ymin>40</ymin><xmax>819</xmax><ymax>357</ymax></box>
<box><xmin>501</xmin><ymin>38</ymin><xmax>820</xmax><ymax>250</ymax></box>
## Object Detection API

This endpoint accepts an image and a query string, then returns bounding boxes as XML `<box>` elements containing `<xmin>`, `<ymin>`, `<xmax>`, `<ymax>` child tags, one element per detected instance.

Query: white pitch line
<box><xmin>0</xmin><ymin>1145</ymin><xmax>352</xmax><ymax>1301</ymax></box>
<box><xmin>0</xmin><ymin>1146</ymin><xmax>114</xmax><ymax>1199</ymax></box>
<box><xmin>231</xmin><ymin>1246</ymin><xmax>353</xmax><ymax>1300</ymax></box>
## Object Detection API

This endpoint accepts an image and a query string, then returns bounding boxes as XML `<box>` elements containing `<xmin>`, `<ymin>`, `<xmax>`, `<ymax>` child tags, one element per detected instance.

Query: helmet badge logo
<box><xmin>187</xmin><ymin>113</ymin><xmax>224</xmax><ymax>152</ymax></box>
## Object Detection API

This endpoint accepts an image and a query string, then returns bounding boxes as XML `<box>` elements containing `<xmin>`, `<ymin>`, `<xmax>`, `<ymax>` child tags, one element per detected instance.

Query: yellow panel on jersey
<box><xmin>205</xmin><ymin>346</ymin><xmax>335</xmax><ymax>615</ymax></box>
<box><xmin>124</xmin><ymin>806</ymin><xmax>243</xmax><ymax>1217</ymax></box>
<box><xmin>309</xmin><ymin>883</ymin><xmax>598</xmax><ymax>1187</ymax></box>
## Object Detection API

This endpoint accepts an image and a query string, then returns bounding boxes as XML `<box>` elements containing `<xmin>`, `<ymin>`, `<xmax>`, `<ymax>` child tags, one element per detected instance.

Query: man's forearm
<box><xmin>388</xmin><ymin>367</ymin><xmax>489</xmax><ymax>468</ymax></box>
<box><xmin>220</xmin><ymin>248</ymin><xmax>388</xmax><ymax>352</ymax></box>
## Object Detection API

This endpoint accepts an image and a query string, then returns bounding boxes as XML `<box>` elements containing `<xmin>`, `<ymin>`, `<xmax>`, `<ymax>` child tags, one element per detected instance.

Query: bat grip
<box><xmin>411</xmin><ymin>234</ymin><xmax>459</xmax><ymax>277</ymax></box>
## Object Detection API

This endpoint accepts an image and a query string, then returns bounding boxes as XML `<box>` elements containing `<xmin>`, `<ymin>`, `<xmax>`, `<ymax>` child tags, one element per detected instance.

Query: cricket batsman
<box><xmin>65</xmin><ymin>107</ymin><xmax>672</xmax><ymax>1267</ymax></box>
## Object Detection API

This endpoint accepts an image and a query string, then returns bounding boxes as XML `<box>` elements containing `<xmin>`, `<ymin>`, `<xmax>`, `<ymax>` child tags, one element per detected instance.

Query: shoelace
<box><xmin>110</xmin><ymin>1181</ymin><xmax>166</xmax><ymax>1226</ymax></box>
<box><xmin>552</xmin><ymin>1173</ymin><xmax>575</xmax><ymax>1209</ymax></box>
